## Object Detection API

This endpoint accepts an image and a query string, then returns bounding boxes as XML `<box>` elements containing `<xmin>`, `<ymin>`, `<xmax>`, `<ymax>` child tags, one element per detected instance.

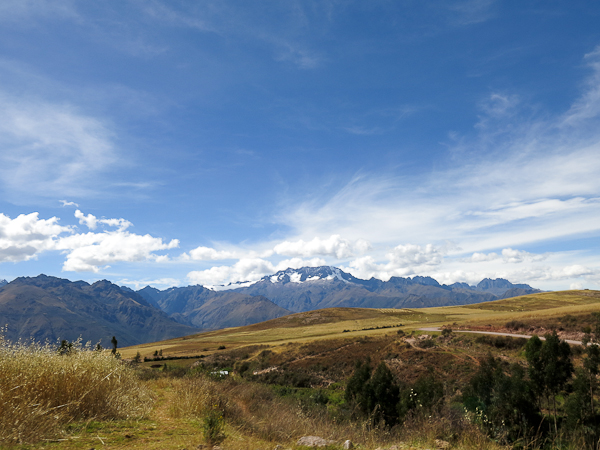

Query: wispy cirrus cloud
<box><xmin>0</xmin><ymin>95</ymin><xmax>117</xmax><ymax>200</ymax></box>
<box><xmin>176</xmin><ymin>45</ymin><xmax>600</xmax><ymax>288</ymax></box>
<box><xmin>138</xmin><ymin>1</ymin><xmax>324</xmax><ymax>69</ymax></box>
<box><xmin>0</xmin><ymin>0</ymin><xmax>79</xmax><ymax>23</ymax></box>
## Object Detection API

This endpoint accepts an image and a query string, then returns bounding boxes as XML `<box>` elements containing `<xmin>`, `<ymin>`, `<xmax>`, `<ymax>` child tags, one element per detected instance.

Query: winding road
<box><xmin>418</xmin><ymin>327</ymin><xmax>584</xmax><ymax>346</ymax></box>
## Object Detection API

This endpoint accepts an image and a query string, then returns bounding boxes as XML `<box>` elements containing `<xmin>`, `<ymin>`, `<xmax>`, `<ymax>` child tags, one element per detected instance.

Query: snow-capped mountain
<box><xmin>225</xmin><ymin>266</ymin><xmax>541</xmax><ymax>312</ymax></box>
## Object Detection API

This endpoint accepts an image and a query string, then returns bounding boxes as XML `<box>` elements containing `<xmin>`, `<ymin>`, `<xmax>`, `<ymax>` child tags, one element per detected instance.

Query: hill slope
<box><xmin>0</xmin><ymin>275</ymin><xmax>199</xmax><ymax>346</ymax></box>
<box><xmin>122</xmin><ymin>290</ymin><xmax>600</xmax><ymax>358</ymax></box>
<box><xmin>136</xmin><ymin>285</ymin><xmax>291</xmax><ymax>329</ymax></box>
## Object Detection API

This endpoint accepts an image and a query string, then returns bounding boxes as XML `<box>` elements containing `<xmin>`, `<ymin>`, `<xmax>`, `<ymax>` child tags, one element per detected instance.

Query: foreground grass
<box><xmin>0</xmin><ymin>334</ymin><xmax>152</xmax><ymax>446</ymax></box>
<box><xmin>6</xmin><ymin>373</ymin><xmax>503</xmax><ymax>450</ymax></box>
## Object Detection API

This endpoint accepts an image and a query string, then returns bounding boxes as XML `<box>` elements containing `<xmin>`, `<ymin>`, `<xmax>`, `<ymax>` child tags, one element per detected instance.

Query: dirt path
<box><xmin>418</xmin><ymin>327</ymin><xmax>584</xmax><ymax>346</ymax></box>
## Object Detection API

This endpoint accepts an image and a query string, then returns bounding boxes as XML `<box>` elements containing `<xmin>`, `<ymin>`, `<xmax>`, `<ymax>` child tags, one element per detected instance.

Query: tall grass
<box><xmin>168</xmin><ymin>375</ymin><xmax>503</xmax><ymax>449</ymax></box>
<box><xmin>0</xmin><ymin>331</ymin><xmax>153</xmax><ymax>444</ymax></box>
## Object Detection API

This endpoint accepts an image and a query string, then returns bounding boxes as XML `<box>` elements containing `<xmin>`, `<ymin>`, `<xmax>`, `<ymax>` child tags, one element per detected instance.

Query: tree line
<box><xmin>346</xmin><ymin>323</ymin><xmax>600</xmax><ymax>449</ymax></box>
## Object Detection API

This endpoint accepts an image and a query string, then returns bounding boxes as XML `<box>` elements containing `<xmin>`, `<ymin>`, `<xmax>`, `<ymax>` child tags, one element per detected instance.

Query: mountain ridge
<box><xmin>0</xmin><ymin>274</ymin><xmax>199</xmax><ymax>346</ymax></box>
<box><xmin>223</xmin><ymin>266</ymin><xmax>541</xmax><ymax>312</ymax></box>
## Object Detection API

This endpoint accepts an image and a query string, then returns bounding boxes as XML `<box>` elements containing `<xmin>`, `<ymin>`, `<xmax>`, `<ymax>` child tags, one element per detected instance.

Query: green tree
<box><xmin>398</xmin><ymin>373</ymin><xmax>443</xmax><ymax>422</ymax></box>
<box><xmin>370</xmin><ymin>361</ymin><xmax>400</xmax><ymax>425</ymax></box>
<box><xmin>110</xmin><ymin>336</ymin><xmax>121</xmax><ymax>359</ymax></box>
<box><xmin>525</xmin><ymin>331</ymin><xmax>573</xmax><ymax>434</ymax></box>
<box><xmin>345</xmin><ymin>358</ymin><xmax>373</xmax><ymax>416</ymax></box>
<box><xmin>463</xmin><ymin>355</ymin><xmax>540</xmax><ymax>445</ymax></box>
<box><xmin>111</xmin><ymin>336</ymin><xmax>118</xmax><ymax>354</ymax></box>
<box><xmin>345</xmin><ymin>359</ymin><xmax>400</xmax><ymax>426</ymax></box>
<box><xmin>566</xmin><ymin>343</ymin><xmax>600</xmax><ymax>449</ymax></box>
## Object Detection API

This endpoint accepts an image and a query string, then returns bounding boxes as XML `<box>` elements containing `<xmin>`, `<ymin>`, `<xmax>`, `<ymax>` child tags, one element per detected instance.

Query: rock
<box><xmin>342</xmin><ymin>440</ymin><xmax>353</xmax><ymax>449</ymax></box>
<box><xmin>297</xmin><ymin>436</ymin><xmax>336</xmax><ymax>447</ymax></box>
<box><xmin>434</xmin><ymin>439</ymin><xmax>450</xmax><ymax>449</ymax></box>
<box><xmin>274</xmin><ymin>446</ymin><xmax>284</xmax><ymax>450</ymax></box>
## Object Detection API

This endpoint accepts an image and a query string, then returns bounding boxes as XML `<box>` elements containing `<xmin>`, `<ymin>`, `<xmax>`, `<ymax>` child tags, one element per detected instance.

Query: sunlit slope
<box><xmin>121</xmin><ymin>290</ymin><xmax>600</xmax><ymax>358</ymax></box>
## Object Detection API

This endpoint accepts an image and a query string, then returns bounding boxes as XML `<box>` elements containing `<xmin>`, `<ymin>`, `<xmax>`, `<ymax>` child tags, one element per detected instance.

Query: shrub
<box><xmin>505</xmin><ymin>320</ymin><xmax>526</xmax><ymax>330</ymax></box>
<box><xmin>441</xmin><ymin>328</ymin><xmax>452</xmax><ymax>337</ymax></box>
<box><xmin>0</xmin><ymin>333</ymin><xmax>152</xmax><ymax>444</ymax></box>
<box><xmin>475</xmin><ymin>335</ymin><xmax>527</xmax><ymax>350</ymax></box>
<box><xmin>417</xmin><ymin>338</ymin><xmax>436</xmax><ymax>349</ymax></box>
<box><xmin>203</xmin><ymin>408</ymin><xmax>226</xmax><ymax>445</ymax></box>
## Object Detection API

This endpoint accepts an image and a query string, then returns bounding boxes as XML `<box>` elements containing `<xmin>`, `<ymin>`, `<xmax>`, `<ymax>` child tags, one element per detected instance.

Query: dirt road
<box><xmin>418</xmin><ymin>327</ymin><xmax>584</xmax><ymax>346</ymax></box>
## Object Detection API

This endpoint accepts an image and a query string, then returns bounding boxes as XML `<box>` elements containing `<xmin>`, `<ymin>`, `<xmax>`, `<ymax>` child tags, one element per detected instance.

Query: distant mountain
<box><xmin>226</xmin><ymin>266</ymin><xmax>541</xmax><ymax>312</ymax></box>
<box><xmin>0</xmin><ymin>279</ymin><xmax>7</xmax><ymax>288</ymax></box>
<box><xmin>0</xmin><ymin>275</ymin><xmax>199</xmax><ymax>346</ymax></box>
<box><xmin>136</xmin><ymin>285</ymin><xmax>291</xmax><ymax>329</ymax></box>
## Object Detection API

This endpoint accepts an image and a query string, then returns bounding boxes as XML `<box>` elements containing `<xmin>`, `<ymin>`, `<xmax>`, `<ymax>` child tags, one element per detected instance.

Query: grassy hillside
<box><xmin>120</xmin><ymin>290</ymin><xmax>600</xmax><ymax>359</ymax></box>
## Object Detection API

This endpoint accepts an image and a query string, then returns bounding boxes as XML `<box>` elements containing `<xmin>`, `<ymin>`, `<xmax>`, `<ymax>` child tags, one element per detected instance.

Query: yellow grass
<box><xmin>0</xmin><ymin>332</ymin><xmax>153</xmax><ymax>445</ymax></box>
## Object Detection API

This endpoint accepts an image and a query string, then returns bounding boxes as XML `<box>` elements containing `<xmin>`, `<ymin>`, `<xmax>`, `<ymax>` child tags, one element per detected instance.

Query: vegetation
<box><xmin>4</xmin><ymin>290</ymin><xmax>600</xmax><ymax>449</ymax></box>
<box><xmin>0</xmin><ymin>330</ymin><xmax>151</xmax><ymax>445</ymax></box>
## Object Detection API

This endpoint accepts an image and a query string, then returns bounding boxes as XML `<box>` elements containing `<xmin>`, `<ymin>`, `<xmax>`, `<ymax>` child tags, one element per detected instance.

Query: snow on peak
<box><xmin>265</xmin><ymin>266</ymin><xmax>352</xmax><ymax>284</ymax></box>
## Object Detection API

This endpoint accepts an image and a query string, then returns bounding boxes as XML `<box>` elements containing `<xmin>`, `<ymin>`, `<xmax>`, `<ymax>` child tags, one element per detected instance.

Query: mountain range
<box><xmin>220</xmin><ymin>266</ymin><xmax>540</xmax><ymax>311</ymax></box>
<box><xmin>0</xmin><ymin>275</ymin><xmax>198</xmax><ymax>347</ymax></box>
<box><xmin>0</xmin><ymin>267</ymin><xmax>540</xmax><ymax>346</ymax></box>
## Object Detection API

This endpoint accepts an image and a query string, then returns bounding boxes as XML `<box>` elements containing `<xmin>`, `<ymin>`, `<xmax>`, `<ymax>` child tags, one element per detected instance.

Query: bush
<box><xmin>0</xmin><ymin>333</ymin><xmax>152</xmax><ymax>444</ymax></box>
<box><xmin>417</xmin><ymin>338</ymin><xmax>436</xmax><ymax>349</ymax></box>
<box><xmin>505</xmin><ymin>320</ymin><xmax>526</xmax><ymax>330</ymax></box>
<box><xmin>475</xmin><ymin>335</ymin><xmax>527</xmax><ymax>350</ymax></box>
<box><xmin>203</xmin><ymin>409</ymin><xmax>226</xmax><ymax>445</ymax></box>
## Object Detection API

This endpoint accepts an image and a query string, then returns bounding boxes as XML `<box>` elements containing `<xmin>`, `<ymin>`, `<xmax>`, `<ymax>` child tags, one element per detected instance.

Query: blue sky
<box><xmin>1</xmin><ymin>0</ymin><xmax>600</xmax><ymax>291</ymax></box>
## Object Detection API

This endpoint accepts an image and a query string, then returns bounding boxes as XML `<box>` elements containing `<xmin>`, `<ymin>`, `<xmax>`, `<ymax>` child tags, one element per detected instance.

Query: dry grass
<box><xmin>166</xmin><ymin>374</ymin><xmax>505</xmax><ymax>449</ymax></box>
<box><xmin>0</xmin><ymin>331</ymin><xmax>153</xmax><ymax>445</ymax></box>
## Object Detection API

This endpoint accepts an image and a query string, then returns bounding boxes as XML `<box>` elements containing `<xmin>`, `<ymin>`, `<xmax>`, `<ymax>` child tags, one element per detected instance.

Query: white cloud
<box><xmin>339</xmin><ymin>243</ymin><xmax>447</xmax><ymax>281</ymax></box>
<box><xmin>60</xmin><ymin>200</ymin><xmax>79</xmax><ymax>207</ymax></box>
<box><xmin>74</xmin><ymin>210</ymin><xmax>132</xmax><ymax>231</ymax></box>
<box><xmin>119</xmin><ymin>277</ymin><xmax>181</xmax><ymax>290</ymax></box>
<box><xmin>563</xmin><ymin>46</ymin><xmax>600</xmax><ymax>126</ymax></box>
<box><xmin>74</xmin><ymin>210</ymin><xmax>98</xmax><ymax>230</ymax></box>
<box><xmin>500</xmin><ymin>248</ymin><xmax>546</xmax><ymax>264</ymax></box>
<box><xmin>273</xmin><ymin>235</ymin><xmax>370</xmax><ymax>259</ymax></box>
<box><xmin>465</xmin><ymin>248</ymin><xmax>546</xmax><ymax>264</ymax></box>
<box><xmin>185</xmin><ymin>246</ymin><xmax>237</xmax><ymax>261</ymax></box>
<box><xmin>387</xmin><ymin>243</ymin><xmax>444</xmax><ymax>267</ymax></box>
<box><xmin>0</xmin><ymin>95</ymin><xmax>116</xmax><ymax>199</ymax></box>
<box><xmin>57</xmin><ymin>231</ymin><xmax>179</xmax><ymax>273</ymax></box>
<box><xmin>274</xmin><ymin>48</ymin><xmax>600</xmax><ymax>282</ymax></box>
<box><xmin>468</xmin><ymin>252</ymin><xmax>499</xmax><ymax>262</ymax></box>
<box><xmin>187</xmin><ymin>256</ymin><xmax>326</xmax><ymax>286</ymax></box>
<box><xmin>0</xmin><ymin>212</ymin><xmax>70</xmax><ymax>262</ymax></box>
<box><xmin>0</xmin><ymin>211</ymin><xmax>179</xmax><ymax>272</ymax></box>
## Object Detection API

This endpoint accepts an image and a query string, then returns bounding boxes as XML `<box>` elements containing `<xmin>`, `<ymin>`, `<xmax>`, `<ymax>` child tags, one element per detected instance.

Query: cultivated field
<box><xmin>120</xmin><ymin>290</ymin><xmax>600</xmax><ymax>360</ymax></box>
